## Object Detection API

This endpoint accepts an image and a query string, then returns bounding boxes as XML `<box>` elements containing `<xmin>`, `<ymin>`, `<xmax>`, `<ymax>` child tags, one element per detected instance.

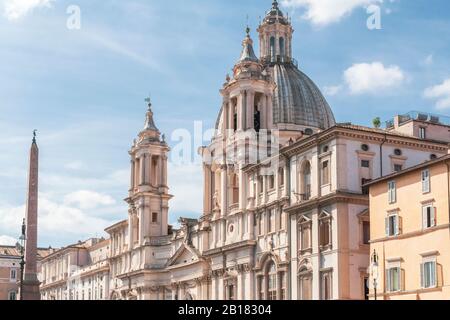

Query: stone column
<box><xmin>203</xmin><ymin>164</ymin><xmax>212</xmax><ymax>216</ymax></box>
<box><xmin>267</xmin><ymin>94</ymin><xmax>274</xmax><ymax>129</ymax></box>
<box><xmin>22</xmin><ymin>136</ymin><xmax>40</xmax><ymax>300</ymax></box>
<box><xmin>238</xmin><ymin>91</ymin><xmax>246</xmax><ymax>131</ymax></box>
<box><xmin>128</xmin><ymin>212</ymin><xmax>133</xmax><ymax>249</ymax></box>
<box><xmin>229</xmin><ymin>99</ymin><xmax>235</xmax><ymax>131</ymax></box>
<box><xmin>223</xmin><ymin>99</ymin><xmax>229</xmax><ymax>135</ymax></box>
<box><xmin>246</xmin><ymin>90</ymin><xmax>255</xmax><ymax>130</ymax></box>
<box><xmin>162</xmin><ymin>155</ymin><xmax>168</xmax><ymax>187</ymax></box>
<box><xmin>248</xmin><ymin>211</ymin><xmax>255</xmax><ymax>239</ymax></box>
<box><xmin>283</xmin><ymin>161</ymin><xmax>289</xmax><ymax>197</ymax></box>
<box><xmin>220</xmin><ymin>165</ymin><xmax>228</xmax><ymax>218</ymax></box>
<box><xmin>261</xmin><ymin>95</ymin><xmax>267</xmax><ymax>130</ymax></box>
<box><xmin>157</xmin><ymin>155</ymin><xmax>162</xmax><ymax>187</ymax></box>
<box><xmin>238</xmin><ymin>169</ymin><xmax>246</xmax><ymax>211</ymax></box>
<box><xmin>130</xmin><ymin>160</ymin><xmax>135</xmax><ymax>191</ymax></box>
<box><xmin>138</xmin><ymin>202</ymin><xmax>145</xmax><ymax>245</ymax></box>
<box><xmin>139</xmin><ymin>154</ymin><xmax>145</xmax><ymax>185</ymax></box>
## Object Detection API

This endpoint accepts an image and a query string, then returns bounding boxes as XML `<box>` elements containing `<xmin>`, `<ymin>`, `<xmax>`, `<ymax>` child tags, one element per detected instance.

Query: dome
<box><xmin>269</xmin><ymin>63</ymin><xmax>336</xmax><ymax>130</ymax></box>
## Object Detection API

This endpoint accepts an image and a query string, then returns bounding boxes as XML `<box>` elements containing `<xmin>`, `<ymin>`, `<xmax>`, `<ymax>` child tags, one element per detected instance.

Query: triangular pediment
<box><xmin>166</xmin><ymin>243</ymin><xmax>201</xmax><ymax>267</ymax></box>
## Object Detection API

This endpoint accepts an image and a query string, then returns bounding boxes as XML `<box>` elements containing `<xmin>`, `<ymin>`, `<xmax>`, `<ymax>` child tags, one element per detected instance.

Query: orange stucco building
<box><xmin>367</xmin><ymin>154</ymin><xmax>450</xmax><ymax>300</ymax></box>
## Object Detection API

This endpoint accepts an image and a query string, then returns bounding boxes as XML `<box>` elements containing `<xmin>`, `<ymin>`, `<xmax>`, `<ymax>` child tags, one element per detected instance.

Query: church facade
<box><xmin>39</xmin><ymin>1</ymin><xmax>450</xmax><ymax>300</ymax></box>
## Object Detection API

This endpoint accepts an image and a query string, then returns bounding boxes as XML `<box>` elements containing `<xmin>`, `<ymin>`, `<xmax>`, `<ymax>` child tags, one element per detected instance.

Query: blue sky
<box><xmin>0</xmin><ymin>0</ymin><xmax>449</xmax><ymax>247</ymax></box>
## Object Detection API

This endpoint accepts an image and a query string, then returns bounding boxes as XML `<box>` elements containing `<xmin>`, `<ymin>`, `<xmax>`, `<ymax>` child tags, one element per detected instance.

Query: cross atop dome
<box><xmin>143</xmin><ymin>96</ymin><xmax>159</xmax><ymax>133</ymax></box>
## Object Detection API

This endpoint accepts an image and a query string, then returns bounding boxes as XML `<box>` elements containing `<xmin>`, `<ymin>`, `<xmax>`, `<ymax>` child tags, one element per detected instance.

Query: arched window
<box><xmin>254</xmin><ymin>106</ymin><xmax>261</xmax><ymax>132</ymax></box>
<box><xmin>279</xmin><ymin>37</ymin><xmax>285</xmax><ymax>57</ymax></box>
<box><xmin>267</xmin><ymin>261</ymin><xmax>277</xmax><ymax>300</ymax></box>
<box><xmin>151</xmin><ymin>157</ymin><xmax>158</xmax><ymax>186</ymax></box>
<box><xmin>270</xmin><ymin>37</ymin><xmax>276</xmax><ymax>59</ymax></box>
<box><xmin>233</xmin><ymin>106</ymin><xmax>238</xmax><ymax>131</ymax></box>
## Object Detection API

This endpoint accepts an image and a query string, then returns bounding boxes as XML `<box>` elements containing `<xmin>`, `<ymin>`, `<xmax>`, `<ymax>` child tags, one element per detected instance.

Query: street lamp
<box><xmin>371</xmin><ymin>250</ymin><xmax>379</xmax><ymax>301</ymax></box>
<box><xmin>16</xmin><ymin>218</ymin><xmax>26</xmax><ymax>301</ymax></box>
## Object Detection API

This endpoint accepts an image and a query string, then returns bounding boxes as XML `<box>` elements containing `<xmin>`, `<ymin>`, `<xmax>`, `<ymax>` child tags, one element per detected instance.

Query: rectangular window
<box><xmin>280</xmin><ymin>272</ymin><xmax>287</xmax><ymax>300</ymax></box>
<box><xmin>419</xmin><ymin>127</ymin><xmax>426</xmax><ymax>140</ymax></box>
<box><xmin>279</xmin><ymin>210</ymin><xmax>286</xmax><ymax>231</ymax></box>
<box><xmin>269</xmin><ymin>209</ymin><xmax>276</xmax><ymax>233</ymax></box>
<box><xmin>422</xmin><ymin>169</ymin><xmax>430</xmax><ymax>193</ymax></box>
<box><xmin>422</xmin><ymin>205</ymin><xmax>436</xmax><ymax>229</ymax></box>
<box><xmin>386</xmin><ymin>214</ymin><xmax>399</xmax><ymax>237</ymax></box>
<box><xmin>361</xmin><ymin>178</ymin><xmax>372</xmax><ymax>195</ymax></box>
<box><xmin>388</xmin><ymin>181</ymin><xmax>397</xmax><ymax>204</ymax></box>
<box><xmin>300</xmin><ymin>224</ymin><xmax>311</xmax><ymax>251</ymax></box>
<box><xmin>386</xmin><ymin>267</ymin><xmax>401</xmax><ymax>292</ymax></box>
<box><xmin>319</xmin><ymin>219</ymin><xmax>331</xmax><ymax>248</ymax></box>
<box><xmin>321</xmin><ymin>161</ymin><xmax>330</xmax><ymax>185</ymax></box>
<box><xmin>259</xmin><ymin>214</ymin><xmax>265</xmax><ymax>235</ymax></box>
<box><xmin>279</xmin><ymin>168</ymin><xmax>285</xmax><ymax>186</ymax></box>
<box><xmin>321</xmin><ymin>272</ymin><xmax>332</xmax><ymax>300</ymax></box>
<box><xmin>362</xmin><ymin>221</ymin><xmax>370</xmax><ymax>244</ymax></box>
<box><xmin>228</xmin><ymin>284</ymin><xmax>236</xmax><ymax>301</ymax></box>
<box><xmin>258</xmin><ymin>277</ymin><xmax>264</xmax><ymax>300</ymax></box>
<box><xmin>10</xmin><ymin>269</ymin><xmax>16</xmax><ymax>280</ymax></box>
<box><xmin>299</xmin><ymin>275</ymin><xmax>312</xmax><ymax>300</ymax></box>
<box><xmin>268</xmin><ymin>175</ymin><xmax>275</xmax><ymax>190</ymax></box>
<box><xmin>8</xmin><ymin>291</ymin><xmax>17</xmax><ymax>301</ymax></box>
<box><xmin>394</xmin><ymin>164</ymin><xmax>403</xmax><ymax>172</ymax></box>
<box><xmin>258</xmin><ymin>176</ymin><xmax>264</xmax><ymax>193</ymax></box>
<box><xmin>421</xmin><ymin>261</ymin><xmax>437</xmax><ymax>289</ymax></box>
<box><xmin>361</xmin><ymin>160</ymin><xmax>370</xmax><ymax>168</ymax></box>
<box><xmin>152</xmin><ymin>212</ymin><xmax>158</xmax><ymax>223</ymax></box>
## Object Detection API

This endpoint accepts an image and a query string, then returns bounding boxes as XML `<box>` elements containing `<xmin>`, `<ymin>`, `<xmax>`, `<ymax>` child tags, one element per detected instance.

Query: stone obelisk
<box><xmin>21</xmin><ymin>131</ymin><xmax>41</xmax><ymax>300</ymax></box>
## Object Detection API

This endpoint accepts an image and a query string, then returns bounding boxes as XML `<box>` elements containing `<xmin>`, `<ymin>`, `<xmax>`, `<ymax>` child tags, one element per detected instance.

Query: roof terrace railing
<box><xmin>386</xmin><ymin>111</ymin><xmax>450</xmax><ymax>129</ymax></box>
<box><xmin>260</xmin><ymin>55</ymin><xmax>298</xmax><ymax>68</ymax></box>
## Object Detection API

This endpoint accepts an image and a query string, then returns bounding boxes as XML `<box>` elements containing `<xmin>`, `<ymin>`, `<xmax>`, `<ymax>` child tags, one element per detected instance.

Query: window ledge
<box><xmin>299</xmin><ymin>248</ymin><xmax>313</xmax><ymax>256</ymax></box>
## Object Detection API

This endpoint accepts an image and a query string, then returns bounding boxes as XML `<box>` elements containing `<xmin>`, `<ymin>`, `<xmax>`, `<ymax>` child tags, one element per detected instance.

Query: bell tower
<box><xmin>257</xmin><ymin>0</ymin><xmax>294</xmax><ymax>63</ymax></box>
<box><xmin>127</xmin><ymin>98</ymin><xmax>172</xmax><ymax>247</ymax></box>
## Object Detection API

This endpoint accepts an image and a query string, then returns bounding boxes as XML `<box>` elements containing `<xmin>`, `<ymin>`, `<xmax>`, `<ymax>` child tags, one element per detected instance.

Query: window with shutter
<box><xmin>422</xmin><ymin>261</ymin><xmax>437</xmax><ymax>288</ymax></box>
<box><xmin>422</xmin><ymin>205</ymin><xmax>436</xmax><ymax>229</ymax></box>
<box><xmin>388</xmin><ymin>181</ymin><xmax>397</xmax><ymax>204</ymax></box>
<box><xmin>386</xmin><ymin>213</ymin><xmax>400</xmax><ymax>237</ymax></box>
<box><xmin>422</xmin><ymin>169</ymin><xmax>430</xmax><ymax>193</ymax></box>
<box><xmin>386</xmin><ymin>268</ymin><xmax>401</xmax><ymax>292</ymax></box>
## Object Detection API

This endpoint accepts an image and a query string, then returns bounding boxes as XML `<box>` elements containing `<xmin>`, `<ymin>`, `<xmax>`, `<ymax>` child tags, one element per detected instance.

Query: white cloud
<box><xmin>0</xmin><ymin>235</ymin><xmax>17</xmax><ymax>246</ymax></box>
<box><xmin>63</xmin><ymin>190</ymin><xmax>116</xmax><ymax>210</ymax></box>
<box><xmin>323</xmin><ymin>85</ymin><xmax>342</xmax><ymax>96</ymax></box>
<box><xmin>64</xmin><ymin>161</ymin><xmax>84</xmax><ymax>170</ymax></box>
<box><xmin>0</xmin><ymin>192</ymin><xmax>117</xmax><ymax>246</ymax></box>
<box><xmin>168</xmin><ymin>162</ymin><xmax>202</xmax><ymax>217</ymax></box>
<box><xmin>3</xmin><ymin>0</ymin><xmax>54</xmax><ymax>21</ymax></box>
<box><xmin>343</xmin><ymin>62</ymin><xmax>405</xmax><ymax>94</ymax></box>
<box><xmin>281</xmin><ymin>0</ymin><xmax>382</xmax><ymax>26</ymax></box>
<box><xmin>424</xmin><ymin>78</ymin><xmax>450</xmax><ymax>110</ymax></box>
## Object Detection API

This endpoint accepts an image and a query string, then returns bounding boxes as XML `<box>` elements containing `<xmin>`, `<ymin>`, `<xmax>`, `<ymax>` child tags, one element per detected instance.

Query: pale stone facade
<box><xmin>37</xmin><ymin>1</ymin><xmax>450</xmax><ymax>300</ymax></box>
<box><xmin>40</xmin><ymin>238</ymin><xmax>109</xmax><ymax>300</ymax></box>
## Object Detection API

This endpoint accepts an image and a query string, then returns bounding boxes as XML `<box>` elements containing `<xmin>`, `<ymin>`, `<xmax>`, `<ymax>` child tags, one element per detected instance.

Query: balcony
<box><xmin>229</xmin><ymin>203</ymin><xmax>239</xmax><ymax>213</ymax></box>
<box><xmin>294</xmin><ymin>193</ymin><xmax>311</xmax><ymax>203</ymax></box>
